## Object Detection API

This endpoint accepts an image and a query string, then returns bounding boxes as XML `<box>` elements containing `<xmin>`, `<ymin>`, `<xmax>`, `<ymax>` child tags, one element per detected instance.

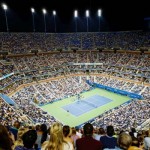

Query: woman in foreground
<box><xmin>42</xmin><ymin>122</ymin><xmax>74</xmax><ymax>150</ymax></box>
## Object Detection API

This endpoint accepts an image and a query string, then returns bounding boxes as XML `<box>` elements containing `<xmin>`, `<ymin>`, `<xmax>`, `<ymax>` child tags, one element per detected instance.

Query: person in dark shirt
<box><xmin>76</xmin><ymin>123</ymin><xmax>102</xmax><ymax>150</ymax></box>
<box><xmin>100</xmin><ymin>125</ymin><xmax>117</xmax><ymax>149</ymax></box>
<box><xmin>0</xmin><ymin>124</ymin><xmax>12</xmax><ymax>150</ymax></box>
<box><xmin>15</xmin><ymin>130</ymin><xmax>37</xmax><ymax>150</ymax></box>
<box><xmin>10</xmin><ymin>121</ymin><xmax>21</xmax><ymax>140</ymax></box>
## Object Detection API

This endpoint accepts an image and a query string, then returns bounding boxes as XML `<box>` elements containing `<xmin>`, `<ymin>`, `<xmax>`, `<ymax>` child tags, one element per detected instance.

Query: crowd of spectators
<box><xmin>0</xmin><ymin>51</ymin><xmax>150</xmax><ymax>105</ymax></box>
<box><xmin>92</xmin><ymin>100</ymin><xmax>150</xmax><ymax>131</ymax></box>
<box><xmin>1</xmin><ymin>52</ymin><xmax>149</xmax><ymax>81</ymax></box>
<box><xmin>0</xmin><ymin>120</ymin><xmax>150</xmax><ymax>150</ymax></box>
<box><xmin>0</xmin><ymin>97</ymin><xmax>32</xmax><ymax>127</ymax></box>
<box><xmin>1</xmin><ymin>31</ymin><xmax>150</xmax><ymax>53</ymax></box>
<box><xmin>0</xmin><ymin>32</ymin><xmax>150</xmax><ymax>149</ymax></box>
<box><xmin>10</xmin><ymin>86</ymin><xmax>56</xmax><ymax>125</ymax></box>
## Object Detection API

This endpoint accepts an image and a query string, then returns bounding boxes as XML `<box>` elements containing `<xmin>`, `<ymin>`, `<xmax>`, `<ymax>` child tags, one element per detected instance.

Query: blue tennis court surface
<box><xmin>62</xmin><ymin>95</ymin><xmax>112</xmax><ymax>116</ymax></box>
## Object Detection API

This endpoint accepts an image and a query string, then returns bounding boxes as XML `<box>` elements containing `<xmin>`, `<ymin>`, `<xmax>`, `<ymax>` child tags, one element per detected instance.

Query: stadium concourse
<box><xmin>0</xmin><ymin>31</ymin><xmax>150</xmax><ymax>150</ymax></box>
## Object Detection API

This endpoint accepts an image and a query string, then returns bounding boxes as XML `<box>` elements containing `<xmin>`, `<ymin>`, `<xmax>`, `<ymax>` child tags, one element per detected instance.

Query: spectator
<box><xmin>100</xmin><ymin>125</ymin><xmax>117</xmax><ymax>149</ymax></box>
<box><xmin>71</xmin><ymin>127</ymin><xmax>80</xmax><ymax>149</ymax></box>
<box><xmin>144</xmin><ymin>129</ymin><xmax>150</xmax><ymax>150</ymax></box>
<box><xmin>10</xmin><ymin>121</ymin><xmax>21</xmax><ymax>140</ymax></box>
<box><xmin>35</xmin><ymin>124</ymin><xmax>48</xmax><ymax>149</ymax></box>
<box><xmin>42</xmin><ymin>122</ymin><xmax>74</xmax><ymax>150</ymax></box>
<box><xmin>63</xmin><ymin>125</ymin><xmax>74</xmax><ymax>148</ymax></box>
<box><xmin>14</xmin><ymin>129</ymin><xmax>37</xmax><ymax>150</ymax></box>
<box><xmin>129</xmin><ymin>128</ymin><xmax>137</xmax><ymax>138</ymax></box>
<box><xmin>128</xmin><ymin>137</ymin><xmax>142</xmax><ymax>150</ymax></box>
<box><xmin>117</xmin><ymin>132</ymin><xmax>132</xmax><ymax>150</ymax></box>
<box><xmin>13</xmin><ymin>127</ymin><xmax>29</xmax><ymax>149</ymax></box>
<box><xmin>0</xmin><ymin>124</ymin><xmax>13</xmax><ymax>150</ymax></box>
<box><xmin>93</xmin><ymin>127</ymin><xmax>105</xmax><ymax>141</ymax></box>
<box><xmin>75</xmin><ymin>127</ymin><xmax>82</xmax><ymax>138</ymax></box>
<box><xmin>76</xmin><ymin>123</ymin><xmax>102</xmax><ymax>150</ymax></box>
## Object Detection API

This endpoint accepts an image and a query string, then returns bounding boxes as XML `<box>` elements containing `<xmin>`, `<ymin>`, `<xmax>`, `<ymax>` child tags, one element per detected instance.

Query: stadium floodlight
<box><xmin>31</xmin><ymin>8</ymin><xmax>35</xmax><ymax>13</ymax></box>
<box><xmin>98</xmin><ymin>9</ymin><xmax>102</xmax><ymax>32</ymax></box>
<box><xmin>98</xmin><ymin>9</ymin><xmax>101</xmax><ymax>17</ymax></box>
<box><xmin>31</xmin><ymin>8</ymin><xmax>35</xmax><ymax>32</ymax></box>
<box><xmin>86</xmin><ymin>10</ymin><xmax>89</xmax><ymax>32</ymax></box>
<box><xmin>74</xmin><ymin>10</ymin><xmax>78</xmax><ymax>18</ymax></box>
<box><xmin>42</xmin><ymin>8</ymin><xmax>47</xmax><ymax>14</ymax></box>
<box><xmin>42</xmin><ymin>8</ymin><xmax>47</xmax><ymax>33</ymax></box>
<box><xmin>53</xmin><ymin>10</ymin><xmax>56</xmax><ymax>16</ymax></box>
<box><xmin>86</xmin><ymin>10</ymin><xmax>89</xmax><ymax>17</ymax></box>
<box><xmin>2</xmin><ymin>3</ymin><xmax>7</xmax><ymax>10</ymax></box>
<box><xmin>74</xmin><ymin>10</ymin><xmax>78</xmax><ymax>32</ymax></box>
<box><xmin>2</xmin><ymin>3</ymin><xmax>9</xmax><ymax>32</ymax></box>
<box><xmin>53</xmin><ymin>10</ymin><xmax>57</xmax><ymax>32</ymax></box>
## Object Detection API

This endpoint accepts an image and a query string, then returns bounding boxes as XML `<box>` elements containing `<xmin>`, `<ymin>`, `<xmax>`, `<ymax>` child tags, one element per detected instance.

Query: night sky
<box><xmin>0</xmin><ymin>0</ymin><xmax>150</xmax><ymax>33</ymax></box>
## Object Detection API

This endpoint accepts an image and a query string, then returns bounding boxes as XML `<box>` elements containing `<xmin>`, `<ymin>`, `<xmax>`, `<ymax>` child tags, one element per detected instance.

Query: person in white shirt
<box><xmin>144</xmin><ymin>129</ymin><xmax>150</xmax><ymax>150</ymax></box>
<box><xmin>75</xmin><ymin>127</ymin><xmax>82</xmax><ymax>138</ymax></box>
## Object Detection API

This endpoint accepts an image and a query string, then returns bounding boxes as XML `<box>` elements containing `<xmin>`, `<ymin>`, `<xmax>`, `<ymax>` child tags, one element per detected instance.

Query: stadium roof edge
<box><xmin>0</xmin><ymin>30</ymin><xmax>144</xmax><ymax>34</ymax></box>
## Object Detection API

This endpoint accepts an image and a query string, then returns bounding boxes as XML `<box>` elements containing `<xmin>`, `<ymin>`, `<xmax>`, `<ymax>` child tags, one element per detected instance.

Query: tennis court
<box><xmin>62</xmin><ymin>95</ymin><xmax>112</xmax><ymax>116</ymax></box>
<box><xmin>41</xmin><ymin>88</ymin><xmax>131</xmax><ymax>127</ymax></box>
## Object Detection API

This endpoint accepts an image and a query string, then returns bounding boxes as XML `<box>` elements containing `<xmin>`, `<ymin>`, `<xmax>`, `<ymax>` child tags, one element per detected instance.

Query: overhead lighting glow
<box><xmin>98</xmin><ymin>9</ymin><xmax>102</xmax><ymax>17</ymax></box>
<box><xmin>74</xmin><ymin>10</ymin><xmax>78</xmax><ymax>18</ymax></box>
<box><xmin>2</xmin><ymin>4</ymin><xmax>7</xmax><ymax>10</ymax></box>
<box><xmin>53</xmin><ymin>10</ymin><xmax>56</xmax><ymax>16</ymax></box>
<box><xmin>42</xmin><ymin>9</ymin><xmax>47</xmax><ymax>14</ymax></box>
<box><xmin>86</xmin><ymin>10</ymin><xmax>89</xmax><ymax>17</ymax></box>
<box><xmin>31</xmin><ymin>8</ymin><xmax>35</xmax><ymax>13</ymax></box>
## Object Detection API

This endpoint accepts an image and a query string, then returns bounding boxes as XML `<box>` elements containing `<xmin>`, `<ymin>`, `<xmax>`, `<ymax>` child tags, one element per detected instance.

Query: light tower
<box><xmin>31</xmin><ymin>8</ymin><xmax>35</xmax><ymax>32</ymax></box>
<box><xmin>53</xmin><ymin>10</ymin><xmax>56</xmax><ymax>32</ymax></box>
<box><xmin>42</xmin><ymin>8</ymin><xmax>47</xmax><ymax>33</ymax></box>
<box><xmin>74</xmin><ymin>10</ymin><xmax>78</xmax><ymax>32</ymax></box>
<box><xmin>86</xmin><ymin>10</ymin><xmax>89</xmax><ymax>32</ymax></box>
<box><xmin>2</xmin><ymin>3</ymin><xmax>9</xmax><ymax>32</ymax></box>
<box><xmin>98</xmin><ymin>9</ymin><xmax>102</xmax><ymax>32</ymax></box>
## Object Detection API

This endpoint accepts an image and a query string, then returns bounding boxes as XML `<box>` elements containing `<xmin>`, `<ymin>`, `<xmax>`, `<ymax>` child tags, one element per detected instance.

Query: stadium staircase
<box><xmin>128</xmin><ymin>84</ymin><xmax>136</xmax><ymax>92</ymax></box>
<box><xmin>139</xmin><ymin>86</ymin><xmax>147</xmax><ymax>95</ymax></box>
<box><xmin>137</xmin><ymin>118</ymin><xmax>150</xmax><ymax>131</ymax></box>
<box><xmin>32</xmin><ymin>85</ymin><xmax>48</xmax><ymax>103</ymax></box>
<box><xmin>11</xmin><ymin>59</ymin><xmax>19</xmax><ymax>72</ymax></box>
<box><xmin>23</xmin><ymin>59</ymin><xmax>30</xmax><ymax>70</ymax></box>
